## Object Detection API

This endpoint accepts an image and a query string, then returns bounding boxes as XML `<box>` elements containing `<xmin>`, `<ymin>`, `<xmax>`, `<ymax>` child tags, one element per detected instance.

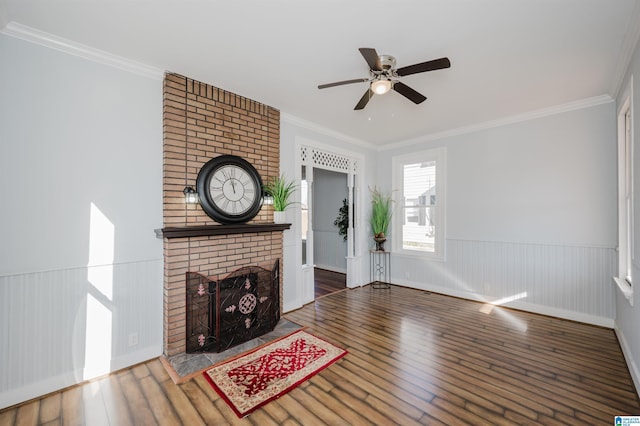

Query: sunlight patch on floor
<box><xmin>480</xmin><ymin>291</ymin><xmax>528</xmax><ymax>314</ymax></box>
<box><xmin>479</xmin><ymin>292</ymin><xmax>529</xmax><ymax>332</ymax></box>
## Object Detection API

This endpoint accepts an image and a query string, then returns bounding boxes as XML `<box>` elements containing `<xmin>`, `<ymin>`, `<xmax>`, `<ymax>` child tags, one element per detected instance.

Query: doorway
<box><xmin>297</xmin><ymin>144</ymin><xmax>363</xmax><ymax>306</ymax></box>
<box><xmin>312</xmin><ymin>168</ymin><xmax>348</xmax><ymax>298</ymax></box>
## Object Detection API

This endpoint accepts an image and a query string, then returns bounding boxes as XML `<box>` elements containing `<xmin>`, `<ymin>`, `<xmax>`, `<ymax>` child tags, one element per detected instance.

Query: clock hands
<box><xmin>228</xmin><ymin>167</ymin><xmax>237</xmax><ymax>194</ymax></box>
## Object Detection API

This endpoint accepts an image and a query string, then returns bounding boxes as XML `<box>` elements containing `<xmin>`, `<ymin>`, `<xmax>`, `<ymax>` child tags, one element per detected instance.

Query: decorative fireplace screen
<box><xmin>185</xmin><ymin>260</ymin><xmax>280</xmax><ymax>353</ymax></box>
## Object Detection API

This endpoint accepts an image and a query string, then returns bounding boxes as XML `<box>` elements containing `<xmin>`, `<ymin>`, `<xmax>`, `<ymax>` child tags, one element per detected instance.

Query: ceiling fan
<box><xmin>318</xmin><ymin>47</ymin><xmax>451</xmax><ymax>110</ymax></box>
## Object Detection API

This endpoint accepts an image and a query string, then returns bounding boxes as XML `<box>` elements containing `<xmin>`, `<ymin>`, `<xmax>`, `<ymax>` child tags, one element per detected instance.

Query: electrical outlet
<box><xmin>128</xmin><ymin>332</ymin><xmax>139</xmax><ymax>347</ymax></box>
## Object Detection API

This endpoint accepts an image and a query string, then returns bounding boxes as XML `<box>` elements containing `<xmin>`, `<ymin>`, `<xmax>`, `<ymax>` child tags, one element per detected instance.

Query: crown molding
<box><xmin>379</xmin><ymin>95</ymin><xmax>614</xmax><ymax>152</ymax></box>
<box><xmin>1</xmin><ymin>22</ymin><xmax>164</xmax><ymax>80</ymax></box>
<box><xmin>284</xmin><ymin>95</ymin><xmax>613</xmax><ymax>153</ymax></box>
<box><xmin>280</xmin><ymin>112</ymin><xmax>375</xmax><ymax>151</ymax></box>
<box><xmin>4</xmin><ymin>21</ymin><xmax>616</xmax><ymax>151</ymax></box>
<box><xmin>610</xmin><ymin>1</ymin><xmax>640</xmax><ymax>98</ymax></box>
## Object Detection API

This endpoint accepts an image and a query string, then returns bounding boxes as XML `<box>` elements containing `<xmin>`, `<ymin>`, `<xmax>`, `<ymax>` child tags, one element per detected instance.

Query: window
<box><xmin>622</xmin><ymin>107</ymin><xmax>633</xmax><ymax>283</ymax></box>
<box><xmin>392</xmin><ymin>148</ymin><xmax>446</xmax><ymax>259</ymax></box>
<box><xmin>615</xmin><ymin>79</ymin><xmax>634</xmax><ymax>303</ymax></box>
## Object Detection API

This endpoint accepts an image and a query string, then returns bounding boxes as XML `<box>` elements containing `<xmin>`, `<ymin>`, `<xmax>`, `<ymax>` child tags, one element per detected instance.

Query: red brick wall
<box><xmin>162</xmin><ymin>73</ymin><xmax>282</xmax><ymax>357</ymax></box>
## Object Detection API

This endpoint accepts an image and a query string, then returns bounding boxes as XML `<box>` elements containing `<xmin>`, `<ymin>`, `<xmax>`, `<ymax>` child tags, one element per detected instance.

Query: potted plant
<box><xmin>263</xmin><ymin>174</ymin><xmax>296</xmax><ymax>223</ymax></box>
<box><xmin>370</xmin><ymin>187</ymin><xmax>393</xmax><ymax>251</ymax></box>
<box><xmin>334</xmin><ymin>198</ymin><xmax>349</xmax><ymax>241</ymax></box>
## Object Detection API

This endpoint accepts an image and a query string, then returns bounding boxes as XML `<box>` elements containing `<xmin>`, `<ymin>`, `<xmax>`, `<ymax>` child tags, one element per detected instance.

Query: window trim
<box><xmin>391</xmin><ymin>147</ymin><xmax>446</xmax><ymax>260</ymax></box>
<box><xmin>615</xmin><ymin>75</ymin><xmax>634</xmax><ymax>305</ymax></box>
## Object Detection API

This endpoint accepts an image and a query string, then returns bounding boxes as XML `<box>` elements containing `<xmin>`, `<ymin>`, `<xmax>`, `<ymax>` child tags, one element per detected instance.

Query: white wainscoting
<box><xmin>313</xmin><ymin>230</ymin><xmax>347</xmax><ymax>273</ymax></box>
<box><xmin>391</xmin><ymin>239</ymin><xmax>616</xmax><ymax>327</ymax></box>
<box><xmin>0</xmin><ymin>259</ymin><xmax>163</xmax><ymax>409</ymax></box>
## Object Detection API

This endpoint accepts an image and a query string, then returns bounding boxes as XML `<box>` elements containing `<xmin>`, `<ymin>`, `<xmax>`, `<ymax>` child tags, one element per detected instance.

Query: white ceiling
<box><xmin>2</xmin><ymin>0</ymin><xmax>640</xmax><ymax>148</ymax></box>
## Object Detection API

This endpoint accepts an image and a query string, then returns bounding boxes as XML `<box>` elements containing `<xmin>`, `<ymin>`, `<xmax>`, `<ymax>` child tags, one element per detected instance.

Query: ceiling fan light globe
<box><xmin>371</xmin><ymin>79</ymin><xmax>392</xmax><ymax>95</ymax></box>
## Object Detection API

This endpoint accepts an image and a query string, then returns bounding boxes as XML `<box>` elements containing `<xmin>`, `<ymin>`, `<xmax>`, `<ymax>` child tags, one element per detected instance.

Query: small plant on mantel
<box><xmin>263</xmin><ymin>174</ymin><xmax>296</xmax><ymax>223</ymax></box>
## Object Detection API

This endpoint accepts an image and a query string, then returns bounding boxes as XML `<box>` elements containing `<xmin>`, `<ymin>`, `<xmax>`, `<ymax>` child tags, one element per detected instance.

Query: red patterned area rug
<box><xmin>203</xmin><ymin>330</ymin><xmax>347</xmax><ymax>418</ymax></box>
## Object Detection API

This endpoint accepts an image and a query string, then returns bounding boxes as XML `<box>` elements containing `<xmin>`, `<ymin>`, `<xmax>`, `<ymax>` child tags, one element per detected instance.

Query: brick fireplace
<box><xmin>161</xmin><ymin>73</ymin><xmax>283</xmax><ymax>357</ymax></box>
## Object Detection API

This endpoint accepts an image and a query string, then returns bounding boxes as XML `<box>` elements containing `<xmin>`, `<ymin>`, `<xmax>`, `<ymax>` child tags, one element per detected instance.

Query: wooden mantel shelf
<box><xmin>155</xmin><ymin>223</ymin><xmax>291</xmax><ymax>239</ymax></box>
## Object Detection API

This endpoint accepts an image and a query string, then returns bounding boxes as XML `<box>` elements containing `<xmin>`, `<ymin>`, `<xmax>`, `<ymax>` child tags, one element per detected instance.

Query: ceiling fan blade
<box><xmin>354</xmin><ymin>88</ymin><xmax>374</xmax><ymax>110</ymax></box>
<box><xmin>318</xmin><ymin>78</ymin><xmax>369</xmax><ymax>89</ymax></box>
<box><xmin>359</xmin><ymin>48</ymin><xmax>382</xmax><ymax>71</ymax></box>
<box><xmin>393</xmin><ymin>82</ymin><xmax>427</xmax><ymax>104</ymax></box>
<box><xmin>396</xmin><ymin>57</ymin><xmax>451</xmax><ymax>76</ymax></box>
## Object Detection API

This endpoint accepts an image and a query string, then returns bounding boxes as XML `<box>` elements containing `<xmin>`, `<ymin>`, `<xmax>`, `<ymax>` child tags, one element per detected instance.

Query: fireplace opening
<box><xmin>185</xmin><ymin>260</ymin><xmax>280</xmax><ymax>353</ymax></box>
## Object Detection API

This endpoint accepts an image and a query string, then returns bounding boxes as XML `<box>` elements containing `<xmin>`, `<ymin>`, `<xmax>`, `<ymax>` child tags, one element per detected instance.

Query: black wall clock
<box><xmin>196</xmin><ymin>155</ymin><xmax>264</xmax><ymax>224</ymax></box>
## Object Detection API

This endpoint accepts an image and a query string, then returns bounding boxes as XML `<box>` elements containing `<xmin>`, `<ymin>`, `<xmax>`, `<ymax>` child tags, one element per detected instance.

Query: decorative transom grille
<box><xmin>301</xmin><ymin>145</ymin><xmax>356</xmax><ymax>174</ymax></box>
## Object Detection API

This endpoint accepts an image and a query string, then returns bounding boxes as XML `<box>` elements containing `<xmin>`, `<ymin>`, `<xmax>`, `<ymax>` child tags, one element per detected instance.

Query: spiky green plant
<box><xmin>263</xmin><ymin>174</ymin><xmax>296</xmax><ymax>211</ymax></box>
<box><xmin>370</xmin><ymin>187</ymin><xmax>393</xmax><ymax>237</ymax></box>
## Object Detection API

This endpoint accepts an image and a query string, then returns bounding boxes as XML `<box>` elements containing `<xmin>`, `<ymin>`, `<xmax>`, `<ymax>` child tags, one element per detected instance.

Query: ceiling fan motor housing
<box><xmin>378</xmin><ymin>54</ymin><xmax>396</xmax><ymax>70</ymax></box>
<box><xmin>372</xmin><ymin>54</ymin><xmax>398</xmax><ymax>80</ymax></box>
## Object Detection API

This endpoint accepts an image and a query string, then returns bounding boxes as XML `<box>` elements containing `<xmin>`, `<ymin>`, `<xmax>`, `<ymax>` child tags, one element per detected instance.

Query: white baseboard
<box><xmin>283</xmin><ymin>301</ymin><xmax>303</xmax><ymax>313</ymax></box>
<box><xmin>0</xmin><ymin>369</ymin><xmax>82</xmax><ymax>410</ymax></box>
<box><xmin>614</xmin><ymin>325</ymin><xmax>640</xmax><ymax>400</ymax></box>
<box><xmin>0</xmin><ymin>345</ymin><xmax>161</xmax><ymax>410</ymax></box>
<box><xmin>391</xmin><ymin>278</ymin><xmax>615</xmax><ymax>328</ymax></box>
<box><xmin>314</xmin><ymin>264</ymin><xmax>347</xmax><ymax>274</ymax></box>
<box><xmin>110</xmin><ymin>346</ymin><xmax>162</xmax><ymax>373</ymax></box>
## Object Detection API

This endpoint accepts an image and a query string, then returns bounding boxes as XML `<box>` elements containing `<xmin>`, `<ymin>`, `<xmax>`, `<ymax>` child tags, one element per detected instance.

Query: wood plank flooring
<box><xmin>2</xmin><ymin>285</ymin><xmax>639</xmax><ymax>425</ymax></box>
<box><xmin>314</xmin><ymin>268</ymin><xmax>346</xmax><ymax>299</ymax></box>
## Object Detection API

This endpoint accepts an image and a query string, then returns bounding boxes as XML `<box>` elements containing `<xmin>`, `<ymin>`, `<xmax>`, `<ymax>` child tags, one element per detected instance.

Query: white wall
<box><xmin>313</xmin><ymin>168</ymin><xmax>348</xmax><ymax>272</ymax></box>
<box><xmin>447</xmin><ymin>108</ymin><xmax>617</xmax><ymax>246</ymax></box>
<box><xmin>0</xmin><ymin>1</ymin><xmax>7</xmax><ymax>29</ymax></box>
<box><xmin>615</xmin><ymin>34</ymin><xmax>640</xmax><ymax>398</ymax></box>
<box><xmin>0</xmin><ymin>33</ymin><xmax>163</xmax><ymax>408</ymax></box>
<box><xmin>376</xmin><ymin>101</ymin><xmax>618</xmax><ymax>326</ymax></box>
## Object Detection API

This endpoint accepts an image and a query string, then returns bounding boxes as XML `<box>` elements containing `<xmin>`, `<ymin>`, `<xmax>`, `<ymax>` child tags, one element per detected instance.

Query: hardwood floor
<box><xmin>2</xmin><ymin>285</ymin><xmax>639</xmax><ymax>425</ymax></box>
<box><xmin>314</xmin><ymin>268</ymin><xmax>346</xmax><ymax>299</ymax></box>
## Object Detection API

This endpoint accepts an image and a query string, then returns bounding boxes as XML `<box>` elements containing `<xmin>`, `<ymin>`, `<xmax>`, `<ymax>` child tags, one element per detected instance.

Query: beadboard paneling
<box><xmin>391</xmin><ymin>239</ymin><xmax>616</xmax><ymax>325</ymax></box>
<box><xmin>314</xmin><ymin>230</ymin><xmax>347</xmax><ymax>273</ymax></box>
<box><xmin>0</xmin><ymin>259</ymin><xmax>162</xmax><ymax>409</ymax></box>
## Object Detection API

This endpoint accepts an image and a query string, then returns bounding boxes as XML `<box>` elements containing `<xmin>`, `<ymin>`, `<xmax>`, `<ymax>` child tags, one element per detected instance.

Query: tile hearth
<box><xmin>164</xmin><ymin>319</ymin><xmax>301</xmax><ymax>381</ymax></box>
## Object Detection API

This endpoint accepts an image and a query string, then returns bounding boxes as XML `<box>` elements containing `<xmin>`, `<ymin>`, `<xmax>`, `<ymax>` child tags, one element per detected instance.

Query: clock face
<box><xmin>209</xmin><ymin>165</ymin><xmax>258</xmax><ymax>215</ymax></box>
<box><xmin>196</xmin><ymin>155</ymin><xmax>264</xmax><ymax>224</ymax></box>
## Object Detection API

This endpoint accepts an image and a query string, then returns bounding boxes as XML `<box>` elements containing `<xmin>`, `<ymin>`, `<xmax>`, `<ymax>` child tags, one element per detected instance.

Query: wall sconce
<box><xmin>183</xmin><ymin>186</ymin><xmax>199</xmax><ymax>204</ymax></box>
<box><xmin>262</xmin><ymin>190</ymin><xmax>274</xmax><ymax>206</ymax></box>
